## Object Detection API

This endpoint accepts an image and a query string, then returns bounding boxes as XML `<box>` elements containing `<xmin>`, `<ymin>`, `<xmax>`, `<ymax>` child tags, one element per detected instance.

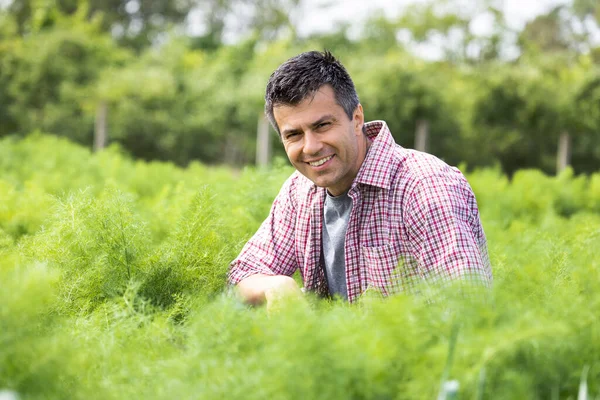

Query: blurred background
<box><xmin>0</xmin><ymin>0</ymin><xmax>599</xmax><ymax>175</ymax></box>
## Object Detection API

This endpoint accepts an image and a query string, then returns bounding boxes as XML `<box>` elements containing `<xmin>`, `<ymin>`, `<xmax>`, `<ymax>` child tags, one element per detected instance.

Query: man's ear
<box><xmin>353</xmin><ymin>104</ymin><xmax>364</xmax><ymax>134</ymax></box>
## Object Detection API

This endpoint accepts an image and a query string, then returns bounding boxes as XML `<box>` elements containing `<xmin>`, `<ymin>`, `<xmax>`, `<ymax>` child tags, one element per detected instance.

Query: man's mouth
<box><xmin>307</xmin><ymin>155</ymin><xmax>333</xmax><ymax>167</ymax></box>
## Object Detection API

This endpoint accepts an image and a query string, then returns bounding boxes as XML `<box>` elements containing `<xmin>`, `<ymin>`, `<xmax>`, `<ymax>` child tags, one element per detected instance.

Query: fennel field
<box><xmin>1</xmin><ymin>134</ymin><xmax>599</xmax><ymax>399</ymax></box>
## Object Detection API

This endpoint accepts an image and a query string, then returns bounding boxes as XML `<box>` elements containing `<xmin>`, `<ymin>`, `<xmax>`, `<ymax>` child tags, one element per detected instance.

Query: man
<box><xmin>228</xmin><ymin>50</ymin><xmax>492</xmax><ymax>306</ymax></box>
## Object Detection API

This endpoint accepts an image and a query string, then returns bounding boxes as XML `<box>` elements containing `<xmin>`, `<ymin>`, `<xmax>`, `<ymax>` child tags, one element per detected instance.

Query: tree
<box><xmin>518</xmin><ymin>6</ymin><xmax>574</xmax><ymax>55</ymax></box>
<box><xmin>572</xmin><ymin>0</ymin><xmax>600</xmax><ymax>63</ymax></box>
<box><xmin>352</xmin><ymin>53</ymin><xmax>462</xmax><ymax>161</ymax></box>
<box><xmin>190</xmin><ymin>0</ymin><xmax>301</xmax><ymax>51</ymax></box>
<box><xmin>571</xmin><ymin>72</ymin><xmax>600</xmax><ymax>171</ymax></box>
<box><xmin>0</xmin><ymin>9</ymin><xmax>126</xmax><ymax>142</ymax></box>
<box><xmin>572</xmin><ymin>0</ymin><xmax>600</xmax><ymax>30</ymax></box>
<box><xmin>2</xmin><ymin>0</ymin><xmax>195</xmax><ymax>49</ymax></box>
<box><xmin>395</xmin><ymin>0</ymin><xmax>471</xmax><ymax>63</ymax></box>
<box><xmin>470</xmin><ymin>65</ymin><xmax>581</xmax><ymax>175</ymax></box>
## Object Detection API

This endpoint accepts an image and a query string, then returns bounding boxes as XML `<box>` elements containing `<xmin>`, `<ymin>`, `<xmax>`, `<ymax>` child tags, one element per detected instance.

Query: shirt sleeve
<box><xmin>404</xmin><ymin>173</ymin><xmax>493</xmax><ymax>288</ymax></box>
<box><xmin>227</xmin><ymin>176</ymin><xmax>299</xmax><ymax>285</ymax></box>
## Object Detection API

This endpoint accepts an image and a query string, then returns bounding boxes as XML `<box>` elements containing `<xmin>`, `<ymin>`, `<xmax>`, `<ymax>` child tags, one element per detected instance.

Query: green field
<box><xmin>1</xmin><ymin>134</ymin><xmax>599</xmax><ymax>399</ymax></box>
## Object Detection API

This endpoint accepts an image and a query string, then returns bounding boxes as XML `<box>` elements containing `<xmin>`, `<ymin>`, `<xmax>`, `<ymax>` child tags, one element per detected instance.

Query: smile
<box><xmin>307</xmin><ymin>155</ymin><xmax>333</xmax><ymax>167</ymax></box>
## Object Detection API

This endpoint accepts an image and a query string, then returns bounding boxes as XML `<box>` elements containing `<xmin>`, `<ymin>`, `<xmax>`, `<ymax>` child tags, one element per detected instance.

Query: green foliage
<box><xmin>2</xmin><ymin>0</ymin><xmax>600</xmax><ymax>172</ymax></box>
<box><xmin>472</xmin><ymin>66</ymin><xmax>564</xmax><ymax>174</ymax></box>
<box><xmin>4</xmin><ymin>0</ymin><xmax>196</xmax><ymax>50</ymax></box>
<box><xmin>0</xmin><ymin>252</ymin><xmax>66</xmax><ymax>396</ymax></box>
<box><xmin>1</xmin><ymin>135</ymin><xmax>600</xmax><ymax>399</ymax></box>
<box><xmin>0</xmin><ymin>12</ymin><xmax>127</xmax><ymax>142</ymax></box>
<box><xmin>352</xmin><ymin>53</ymin><xmax>463</xmax><ymax>163</ymax></box>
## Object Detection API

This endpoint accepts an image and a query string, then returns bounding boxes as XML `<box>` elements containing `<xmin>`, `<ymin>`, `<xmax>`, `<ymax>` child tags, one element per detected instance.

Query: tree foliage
<box><xmin>0</xmin><ymin>0</ymin><xmax>599</xmax><ymax>173</ymax></box>
<box><xmin>4</xmin><ymin>0</ymin><xmax>195</xmax><ymax>49</ymax></box>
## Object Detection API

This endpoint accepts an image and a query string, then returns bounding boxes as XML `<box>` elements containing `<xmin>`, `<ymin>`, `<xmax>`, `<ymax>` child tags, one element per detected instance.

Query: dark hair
<box><xmin>264</xmin><ymin>50</ymin><xmax>360</xmax><ymax>134</ymax></box>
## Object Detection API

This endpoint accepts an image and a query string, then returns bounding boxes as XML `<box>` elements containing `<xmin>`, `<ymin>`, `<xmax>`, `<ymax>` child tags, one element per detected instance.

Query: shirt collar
<box><xmin>353</xmin><ymin>120</ymin><xmax>396</xmax><ymax>190</ymax></box>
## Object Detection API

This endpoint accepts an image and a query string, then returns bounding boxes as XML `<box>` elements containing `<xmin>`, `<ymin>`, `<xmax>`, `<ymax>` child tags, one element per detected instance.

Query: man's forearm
<box><xmin>236</xmin><ymin>274</ymin><xmax>301</xmax><ymax>305</ymax></box>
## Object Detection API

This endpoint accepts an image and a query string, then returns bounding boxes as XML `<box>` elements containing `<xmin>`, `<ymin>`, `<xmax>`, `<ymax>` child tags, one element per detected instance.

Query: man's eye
<box><xmin>317</xmin><ymin>122</ymin><xmax>330</xmax><ymax>129</ymax></box>
<box><xmin>285</xmin><ymin>132</ymin><xmax>299</xmax><ymax>140</ymax></box>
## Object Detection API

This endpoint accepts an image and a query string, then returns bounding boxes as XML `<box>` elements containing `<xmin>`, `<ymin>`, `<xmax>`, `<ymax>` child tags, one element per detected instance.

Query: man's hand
<box><xmin>236</xmin><ymin>274</ymin><xmax>304</xmax><ymax>311</ymax></box>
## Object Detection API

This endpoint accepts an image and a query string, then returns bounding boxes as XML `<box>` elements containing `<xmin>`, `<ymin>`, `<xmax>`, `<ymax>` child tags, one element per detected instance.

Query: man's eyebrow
<box><xmin>281</xmin><ymin>127</ymin><xmax>301</xmax><ymax>137</ymax></box>
<box><xmin>281</xmin><ymin>115</ymin><xmax>336</xmax><ymax>137</ymax></box>
<box><xmin>309</xmin><ymin>114</ymin><xmax>336</xmax><ymax>129</ymax></box>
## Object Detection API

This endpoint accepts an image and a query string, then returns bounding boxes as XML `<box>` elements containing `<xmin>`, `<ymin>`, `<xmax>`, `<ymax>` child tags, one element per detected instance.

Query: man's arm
<box><xmin>404</xmin><ymin>173</ymin><xmax>492</xmax><ymax>287</ymax></box>
<box><xmin>236</xmin><ymin>274</ymin><xmax>302</xmax><ymax>305</ymax></box>
<box><xmin>228</xmin><ymin>176</ymin><xmax>301</xmax><ymax>305</ymax></box>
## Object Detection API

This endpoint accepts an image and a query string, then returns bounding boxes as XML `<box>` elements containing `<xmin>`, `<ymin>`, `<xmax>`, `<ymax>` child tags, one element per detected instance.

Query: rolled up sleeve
<box><xmin>227</xmin><ymin>177</ymin><xmax>299</xmax><ymax>285</ymax></box>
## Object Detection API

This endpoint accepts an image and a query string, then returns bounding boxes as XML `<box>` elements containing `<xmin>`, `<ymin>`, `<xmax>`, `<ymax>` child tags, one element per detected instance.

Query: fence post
<box><xmin>556</xmin><ymin>131</ymin><xmax>571</xmax><ymax>174</ymax></box>
<box><xmin>415</xmin><ymin>119</ymin><xmax>429</xmax><ymax>153</ymax></box>
<box><xmin>256</xmin><ymin>113</ymin><xmax>271</xmax><ymax>167</ymax></box>
<box><xmin>94</xmin><ymin>101</ymin><xmax>108</xmax><ymax>152</ymax></box>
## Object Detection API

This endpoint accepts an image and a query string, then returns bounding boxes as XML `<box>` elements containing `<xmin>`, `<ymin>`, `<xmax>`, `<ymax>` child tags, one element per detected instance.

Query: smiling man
<box><xmin>228</xmin><ymin>51</ymin><xmax>492</xmax><ymax>305</ymax></box>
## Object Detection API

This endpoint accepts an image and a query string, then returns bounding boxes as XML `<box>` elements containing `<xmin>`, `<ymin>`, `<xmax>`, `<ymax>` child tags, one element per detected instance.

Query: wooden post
<box><xmin>94</xmin><ymin>101</ymin><xmax>108</xmax><ymax>152</ymax></box>
<box><xmin>556</xmin><ymin>131</ymin><xmax>571</xmax><ymax>174</ymax></box>
<box><xmin>256</xmin><ymin>113</ymin><xmax>271</xmax><ymax>167</ymax></box>
<box><xmin>415</xmin><ymin>119</ymin><xmax>430</xmax><ymax>153</ymax></box>
<box><xmin>224</xmin><ymin>134</ymin><xmax>242</xmax><ymax>165</ymax></box>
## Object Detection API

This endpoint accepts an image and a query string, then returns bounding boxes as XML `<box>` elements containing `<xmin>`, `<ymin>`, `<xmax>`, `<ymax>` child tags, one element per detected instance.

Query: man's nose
<box><xmin>303</xmin><ymin>131</ymin><xmax>322</xmax><ymax>155</ymax></box>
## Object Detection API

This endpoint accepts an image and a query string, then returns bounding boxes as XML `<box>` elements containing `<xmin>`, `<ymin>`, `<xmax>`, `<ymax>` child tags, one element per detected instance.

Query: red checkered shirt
<box><xmin>228</xmin><ymin>120</ymin><xmax>492</xmax><ymax>302</ymax></box>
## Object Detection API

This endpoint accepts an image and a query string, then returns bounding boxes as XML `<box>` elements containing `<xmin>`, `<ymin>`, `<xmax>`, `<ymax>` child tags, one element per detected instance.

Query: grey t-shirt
<box><xmin>322</xmin><ymin>190</ymin><xmax>353</xmax><ymax>300</ymax></box>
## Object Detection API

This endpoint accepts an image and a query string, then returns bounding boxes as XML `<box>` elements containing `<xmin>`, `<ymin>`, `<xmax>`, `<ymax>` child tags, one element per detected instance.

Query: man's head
<box><xmin>265</xmin><ymin>50</ymin><xmax>360</xmax><ymax>134</ymax></box>
<box><xmin>265</xmin><ymin>51</ymin><xmax>369</xmax><ymax>196</ymax></box>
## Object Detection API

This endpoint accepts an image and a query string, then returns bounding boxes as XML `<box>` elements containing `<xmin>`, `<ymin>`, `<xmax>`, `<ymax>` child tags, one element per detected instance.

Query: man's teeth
<box><xmin>309</xmin><ymin>156</ymin><xmax>333</xmax><ymax>167</ymax></box>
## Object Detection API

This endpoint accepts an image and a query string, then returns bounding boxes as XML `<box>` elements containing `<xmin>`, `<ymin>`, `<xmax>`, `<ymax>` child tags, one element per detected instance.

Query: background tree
<box><xmin>472</xmin><ymin>68</ymin><xmax>552</xmax><ymax>174</ymax></box>
<box><xmin>572</xmin><ymin>0</ymin><xmax>600</xmax><ymax>62</ymax></box>
<box><xmin>0</xmin><ymin>7</ymin><xmax>127</xmax><ymax>143</ymax></box>
<box><xmin>393</xmin><ymin>0</ymin><xmax>513</xmax><ymax>64</ymax></box>
<box><xmin>3</xmin><ymin>0</ymin><xmax>196</xmax><ymax>49</ymax></box>
<box><xmin>572</xmin><ymin>71</ymin><xmax>600</xmax><ymax>171</ymax></box>
<box><xmin>190</xmin><ymin>0</ymin><xmax>301</xmax><ymax>51</ymax></box>
<box><xmin>1</xmin><ymin>0</ymin><xmax>599</xmax><ymax>172</ymax></box>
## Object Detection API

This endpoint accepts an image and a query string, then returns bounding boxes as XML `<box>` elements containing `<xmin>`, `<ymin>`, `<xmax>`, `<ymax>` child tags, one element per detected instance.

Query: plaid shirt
<box><xmin>228</xmin><ymin>121</ymin><xmax>492</xmax><ymax>302</ymax></box>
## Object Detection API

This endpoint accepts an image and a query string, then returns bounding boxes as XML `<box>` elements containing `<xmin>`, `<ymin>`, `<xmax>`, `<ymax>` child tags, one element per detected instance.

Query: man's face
<box><xmin>273</xmin><ymin>85</ymin><xmax>367</xmax><ymax>196</ymax></box>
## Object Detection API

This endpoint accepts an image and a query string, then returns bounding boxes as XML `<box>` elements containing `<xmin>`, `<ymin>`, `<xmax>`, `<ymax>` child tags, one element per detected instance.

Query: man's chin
<box><xmin>301</xmin><ymin>173</ymin><xmax>331</xmax><ymax>189</ymax></box>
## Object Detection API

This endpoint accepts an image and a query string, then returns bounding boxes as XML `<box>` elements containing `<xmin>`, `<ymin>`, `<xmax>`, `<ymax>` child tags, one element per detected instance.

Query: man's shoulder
<box><xmin>388</xmin><ymin>145</ymin><xmax>464</xmax><ymax>190</ymax></box>
<box><xmin>365</xmin><ymin>120</ymin><xmax>461</xmax><ymax>187</ymax></box>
